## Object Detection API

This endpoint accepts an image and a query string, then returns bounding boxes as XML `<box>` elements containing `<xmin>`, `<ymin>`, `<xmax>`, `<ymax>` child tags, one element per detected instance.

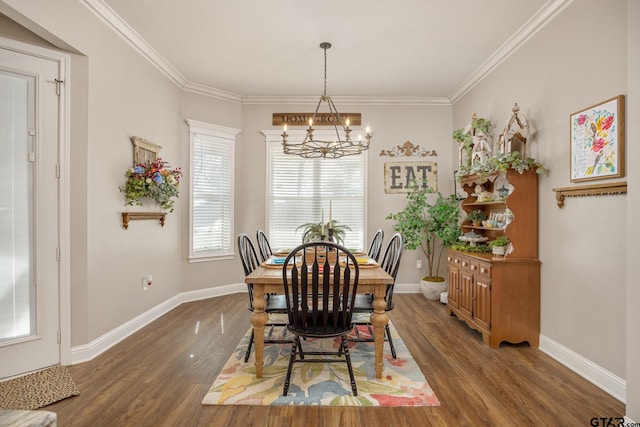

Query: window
<box><xmin>264</xmin><ymin>130</ymin><xmax>367</xmax><ymax>250</ymax></box>
<box><xmin>187</xmin><ymin>120</ymin><xmax>239</xmax><ymax>261</ymax></box>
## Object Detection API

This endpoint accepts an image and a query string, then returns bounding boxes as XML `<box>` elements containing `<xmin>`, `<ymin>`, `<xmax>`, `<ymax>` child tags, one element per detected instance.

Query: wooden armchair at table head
<box><xmin>280</xmin><ymin>241</ymin><xmax>360</xmax><ymax>396</ymax></box>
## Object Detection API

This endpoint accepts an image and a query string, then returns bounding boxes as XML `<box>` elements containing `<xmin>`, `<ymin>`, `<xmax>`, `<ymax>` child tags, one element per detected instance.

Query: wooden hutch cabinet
<box><xmin>446</xmin><ymin>168</ymin><xmax>540</xmax><ymax>348</ymax></box>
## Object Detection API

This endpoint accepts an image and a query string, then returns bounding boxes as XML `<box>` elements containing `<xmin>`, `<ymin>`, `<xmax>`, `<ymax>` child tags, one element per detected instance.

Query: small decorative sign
<box><xmin>379</xmin><ymin>141</ymin><xmax>437</xmax><ymax>158</ymax></box>
<box><xmin>384</xmin><ymin>161</ymin><xmax>437</xmax><ymax>194</ymax></box>
<box><xmin>131</xmin><ymin>136</ymin><xmax>161</xmax><ymax>166</ymax></box>
<box><xmin>273</xmin><ymin>113</ymin><xmax>361</xmax><ymax>126</ymax></box>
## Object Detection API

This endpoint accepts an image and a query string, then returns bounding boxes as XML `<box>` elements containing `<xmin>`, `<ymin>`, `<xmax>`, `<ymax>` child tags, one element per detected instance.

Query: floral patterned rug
<box><xmin>201</xmin><ymin>317</ymin><xmax>440</xmax><ymax>407</ymax></box>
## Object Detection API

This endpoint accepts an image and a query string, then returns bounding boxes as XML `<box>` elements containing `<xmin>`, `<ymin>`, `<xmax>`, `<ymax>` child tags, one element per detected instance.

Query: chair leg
<box><xmin>244</xmin><ymin>328</ymin><xmax>255</xmax><ymax>363</ymax></box>
<box><xmin>341</xmin><ymin>336</ymin><xmax>357</xmax><ymax>396</ymax></box>
<box><xmin>385</xmin><ymin>324</ymin><xmax>396</xmax><ymax>360</ymax></box>
<box><xmin>283</xmin><ymin>336</ymin><xmax>300</xmax><ymax>396</ymax></box>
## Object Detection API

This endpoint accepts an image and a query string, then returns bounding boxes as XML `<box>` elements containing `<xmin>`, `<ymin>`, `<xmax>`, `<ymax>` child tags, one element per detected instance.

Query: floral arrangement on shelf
<box><xmin>119</xmin><ymin>158</ymin><xmax>183</xmax><ymax>212</ymax></box>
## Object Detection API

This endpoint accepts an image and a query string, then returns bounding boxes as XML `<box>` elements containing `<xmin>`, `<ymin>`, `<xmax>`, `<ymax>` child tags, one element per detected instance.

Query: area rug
<box><xmin>0</xmin><ymin>365</ymin><xmax>80</xmax><ymax>410</ymax></box>
<box><xmin>202</xmin><ymin>317</ymin><xmax>440</xmax><ymax>406</ymax></box>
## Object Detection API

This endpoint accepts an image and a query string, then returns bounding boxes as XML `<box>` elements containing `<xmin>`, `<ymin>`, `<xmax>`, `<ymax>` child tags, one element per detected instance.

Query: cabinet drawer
<box><xmin>477</xmin><ymin>262</ymin><xmax>492</xmax><ymax>278</ymax></box>
<box><xmin>458</xmin><ymin>256</ymin><xmax>472</xmax><ymax>271</ymax></box>
<box><xmin>447</xmin><ymin>253</ymin><xmax>457</xmax><ymax>266</ymax></box>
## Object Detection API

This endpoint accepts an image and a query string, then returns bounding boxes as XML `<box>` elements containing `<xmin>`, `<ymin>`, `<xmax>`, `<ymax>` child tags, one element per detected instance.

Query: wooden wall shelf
<box><xmin>552</xmin><ymin>181</ymin><xmax>627</xmax><ymax>208</ymax></box>
<box><xmin>121</xmin><ymin>212</ymin><xmax>166</xmax><ymax>229</ymax></box>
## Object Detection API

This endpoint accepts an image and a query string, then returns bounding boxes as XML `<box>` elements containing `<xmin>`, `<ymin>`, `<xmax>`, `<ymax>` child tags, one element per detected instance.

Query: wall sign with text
<box><xmin>384</xmin><ymin>161</ymin><xmax>437</xmax><ymax>193</ymax></box>
<box><xmin>273</xmin><ymin>113</ymin><xmax>361</xmax><ymax>126</ymax></box>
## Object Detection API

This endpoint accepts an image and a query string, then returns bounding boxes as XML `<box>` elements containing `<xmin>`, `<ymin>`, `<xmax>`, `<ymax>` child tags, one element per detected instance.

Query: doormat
<box><xmin>0</xmin><ymin>365</ymin><xmax>80</xmax><ymax>410</ymax></box>
<box><xmin>202</xmin><ymin>319</ymin><xmax>440</xmax><ymax>407</ymax></box>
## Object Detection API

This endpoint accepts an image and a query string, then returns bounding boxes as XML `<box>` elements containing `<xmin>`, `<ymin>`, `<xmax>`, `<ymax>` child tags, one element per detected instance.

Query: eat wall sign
<box><xmin>384</xmin><ymin>161</ymin><xmax>438</xmax><ymax>194</ymax></box>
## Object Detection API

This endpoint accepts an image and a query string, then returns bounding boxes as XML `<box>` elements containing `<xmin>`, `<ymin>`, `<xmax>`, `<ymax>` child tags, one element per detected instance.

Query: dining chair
<box><xmin>281</xmin><ymin>241</ymin><xmax>360</xmax><ymax>396</ymax></box>
<box><xmin>367</xmin><ymin>229</ymin><xmax>384</xmax><ymax>262</ymax></box>
<box><xmin>351</xmin><ymin>232</ymin><xmax>403</xmax><ymax>359</ymax></box>
<box><xmin>237</xmin><ymin>233</ymin><xmax>292</xmax><ymax>362</ymax></box>
<box><xmin>256</xmin><ymin>229</ymin><xmax>273</xmax><ymax>262</ymax></box>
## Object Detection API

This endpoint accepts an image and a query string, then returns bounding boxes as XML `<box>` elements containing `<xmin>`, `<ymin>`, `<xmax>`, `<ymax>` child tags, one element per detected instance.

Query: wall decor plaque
<box><xmin>384</xmin><ymin>161</ymin><xmax>437</xmax><ymax>194</ymax></box>
<box><xmin>273</xmin><ymin>113</ymin><xmax>361</xmax><ymax>126</ymax></box>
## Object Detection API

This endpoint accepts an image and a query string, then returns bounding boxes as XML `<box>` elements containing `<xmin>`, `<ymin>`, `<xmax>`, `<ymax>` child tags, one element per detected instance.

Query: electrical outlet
<box><xmin>416</xmin><ymin>260</ymin><xmax>422</xmax><ymax>269</ymax></box>
<box><xmin>142</xmin><ymin>275</ymin><xmax>152</xmax><ymax>291</ymax></box>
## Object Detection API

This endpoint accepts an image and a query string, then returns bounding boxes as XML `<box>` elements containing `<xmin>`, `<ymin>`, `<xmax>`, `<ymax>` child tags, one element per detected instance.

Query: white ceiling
<box><xmin>96</xmin><ymin>0</ymin><xmax>562</xmax><ymax>102</ymax></box>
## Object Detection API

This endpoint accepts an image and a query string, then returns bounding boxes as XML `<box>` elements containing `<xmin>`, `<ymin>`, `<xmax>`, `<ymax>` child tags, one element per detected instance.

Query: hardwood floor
<box><xmin>46</xmin><ymin>294</ymin><xmax>624</xmax><ymax>426</ymax></box>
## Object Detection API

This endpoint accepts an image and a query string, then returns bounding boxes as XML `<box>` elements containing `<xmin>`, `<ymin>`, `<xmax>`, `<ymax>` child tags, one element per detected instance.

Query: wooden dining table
<box><xmin>244</xmin><ymin>262</ymin><xmax>394</xmax><ymax>379</ymax></box>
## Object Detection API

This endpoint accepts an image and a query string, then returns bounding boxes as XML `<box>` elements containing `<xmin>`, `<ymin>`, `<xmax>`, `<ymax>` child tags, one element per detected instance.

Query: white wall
<box><xmin>453</xmin><ymin>0</ymin><xmax>628</xmax><ymax>380</ymax></box>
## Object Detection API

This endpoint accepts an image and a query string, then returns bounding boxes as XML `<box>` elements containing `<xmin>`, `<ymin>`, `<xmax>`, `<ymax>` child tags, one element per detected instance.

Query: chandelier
<box><xmin>281</xmin><ymin>42</ymin><xmax>372</xmax><ymax>159</ymax></box>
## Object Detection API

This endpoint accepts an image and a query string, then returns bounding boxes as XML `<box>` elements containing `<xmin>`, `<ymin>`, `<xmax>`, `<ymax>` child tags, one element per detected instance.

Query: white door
<box><xmin>0</xmin><ymin>47</ymin><xmax>61</xmax><ymax>378</ymax></box>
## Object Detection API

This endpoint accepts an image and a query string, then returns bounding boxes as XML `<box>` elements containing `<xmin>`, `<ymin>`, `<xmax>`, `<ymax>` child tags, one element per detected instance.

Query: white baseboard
<box><xmin>539</xmin><ymin>334</ymin><xmax>626</xmax><ymax>403</ymax></box>
<box><xmin>70</xmin><ymin>283</ymin><xmax>244</xmax><ymax>364</ymax></box>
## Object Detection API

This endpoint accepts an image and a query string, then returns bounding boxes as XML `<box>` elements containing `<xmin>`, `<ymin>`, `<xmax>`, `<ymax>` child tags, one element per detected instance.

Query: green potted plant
<box><xmin>487</xmin><ymin>235</ymin><xmax>510</xmax><ymax>256</ymax></box>
<box><xmin>386</xmin><ymin>180</ymin><xmax>461</xmax><ymax>300</ymax></box>
<box><xmin>296</xmin><ymin>220</ymin><xmax>351</xmax><ymax>245</ymax></box>
<box><xmin>465</xmin><ymin>210</ymin><xmax>487</xmax><ymax>227</ymax></box>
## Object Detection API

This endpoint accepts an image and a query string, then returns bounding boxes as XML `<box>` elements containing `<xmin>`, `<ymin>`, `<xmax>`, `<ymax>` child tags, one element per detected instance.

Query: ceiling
<box><xmin>97</xmin><ymin>0</ymin><xmax>560</xmax><ymax>102</ymax></box>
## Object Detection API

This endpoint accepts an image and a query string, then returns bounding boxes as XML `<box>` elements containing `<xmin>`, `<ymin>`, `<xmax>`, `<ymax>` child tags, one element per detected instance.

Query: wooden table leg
<box><xmin>250</xmin><ymin>283</ymin><xmax>268</xmax><ymax>378</ymax></box>
<box><xmin>370</xmin><ymin>283</ymin><xmax>389</xmax><ymax>379</ymax></box>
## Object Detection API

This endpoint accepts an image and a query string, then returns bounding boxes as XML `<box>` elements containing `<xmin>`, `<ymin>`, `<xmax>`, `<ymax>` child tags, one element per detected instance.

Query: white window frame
<box><xmin>186</xmin><ymin>119</ymin><xmax>240</xmax><ymax>262</ymax></box>
<box><xmin>262</xmin><ymin>130</ymin><xmax>368</xmax><ymax>250</ymax></box>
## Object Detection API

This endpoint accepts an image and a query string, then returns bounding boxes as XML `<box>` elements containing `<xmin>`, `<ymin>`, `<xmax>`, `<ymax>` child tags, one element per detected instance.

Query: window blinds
<box><xmin>191</xmin><ymin>133</ymin><xmax>233</xmax><ymax>257</ymax></box>
<box><xmin>268</xmin><ymin>143</ymin><xmax>366</xmax><ymax>250</ymax></box>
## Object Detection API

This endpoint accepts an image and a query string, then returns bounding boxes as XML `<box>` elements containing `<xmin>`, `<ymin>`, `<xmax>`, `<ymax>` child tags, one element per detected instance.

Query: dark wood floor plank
<box><xmin>45</xmin><ymin>294</ymin><xmax>624</xmax><ymax>426</ymax></box>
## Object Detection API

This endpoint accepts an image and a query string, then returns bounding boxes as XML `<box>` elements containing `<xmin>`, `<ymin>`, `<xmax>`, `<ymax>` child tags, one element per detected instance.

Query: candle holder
<box><xmin>327</xmin><ymin>228</ymin><xmax>335</xmax><ymax>243</ymax></box>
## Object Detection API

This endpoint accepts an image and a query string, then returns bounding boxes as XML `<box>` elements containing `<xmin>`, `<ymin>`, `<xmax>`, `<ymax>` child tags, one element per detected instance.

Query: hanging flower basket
<box><xmin>119</xmin><ymin>158</ymin><xmax>183</xmax><ymax>212</ymax></box>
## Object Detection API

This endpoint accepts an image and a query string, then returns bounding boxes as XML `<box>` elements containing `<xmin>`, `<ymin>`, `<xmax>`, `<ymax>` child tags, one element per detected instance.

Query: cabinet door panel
<box><xmin>474</xmin><ymin>278</ymin><xmax>491</xmax><ymax>331</ymax></box>
<box><xmin>448</xmin><ymin>266</ymin><xmax>459</xmax><ymax>309</ymax></box>
<box><xmin>459</xmin><ymin>272</ymin><xmax>474</xmax><ymax>318</ymax></box>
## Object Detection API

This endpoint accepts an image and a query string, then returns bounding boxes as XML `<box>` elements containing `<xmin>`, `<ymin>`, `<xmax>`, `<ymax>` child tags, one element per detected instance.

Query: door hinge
<box><xmin>56</xmin><ymin>247</ymin><xmax>60</xmax><ymax>261</ymax></box>
<box><xmin>56</xmin><ymin>164</ymin><xmax>61</xmax><ymax>178</ymax></box>
<box><xmin>54</xmin><ymin>79</ymin><xmax>64</xmax><ymax>96</ymax></box>
<box><xmin>57</xmin><ymin>329</ymin><xmax>62</xmax><ymax>344</ymax></box>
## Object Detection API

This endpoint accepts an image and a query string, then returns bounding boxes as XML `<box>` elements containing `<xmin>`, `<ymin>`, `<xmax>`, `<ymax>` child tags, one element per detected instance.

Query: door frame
<box><xmin>0</xmin><ymin>35</ymin><xmax>71</xmax><ymax>367</ymax></box>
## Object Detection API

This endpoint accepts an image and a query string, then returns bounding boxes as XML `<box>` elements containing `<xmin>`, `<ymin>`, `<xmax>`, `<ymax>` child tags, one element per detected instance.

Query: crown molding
<box><xmin>242</xmin><ymin>95</ymin><xmax>451</xmax><ymax>106</ymax></box>
<box><xmin>449</xmin><ymin>0</ymin><xmax>574</xmax><ymax>104</ymax></box>
<box><xmin>182</xmin><ymin>81</ymin><xmax>242</xmax><ymax>103</ymax></box>
<box><xmin>81</xmin><ymin>0</ymin><xmax>187</xmax><ymax>87</ymax></box>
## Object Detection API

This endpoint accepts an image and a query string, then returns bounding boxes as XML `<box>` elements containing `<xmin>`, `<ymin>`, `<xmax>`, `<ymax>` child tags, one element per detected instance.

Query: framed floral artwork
<box><xmin>570</xmin><ymin>95</ymin><xmax>625</xmax><ymax>182</ymax></box>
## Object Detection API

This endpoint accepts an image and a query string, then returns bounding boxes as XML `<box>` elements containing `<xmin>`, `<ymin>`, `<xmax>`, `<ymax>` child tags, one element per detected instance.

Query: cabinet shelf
<box><xmin>464</xmin><ymin>200</ymin><xmax>506</xmax><ymax>207</ymax></box>
<box><xmin>121</xmin><ymin>212</ymin><xmax>166</xmax><ymax>229</ymax></box>
<box><xmin>462</xmin><ymin>224</ymin><xmax>506</xmax><ymax>232</ymax></box>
